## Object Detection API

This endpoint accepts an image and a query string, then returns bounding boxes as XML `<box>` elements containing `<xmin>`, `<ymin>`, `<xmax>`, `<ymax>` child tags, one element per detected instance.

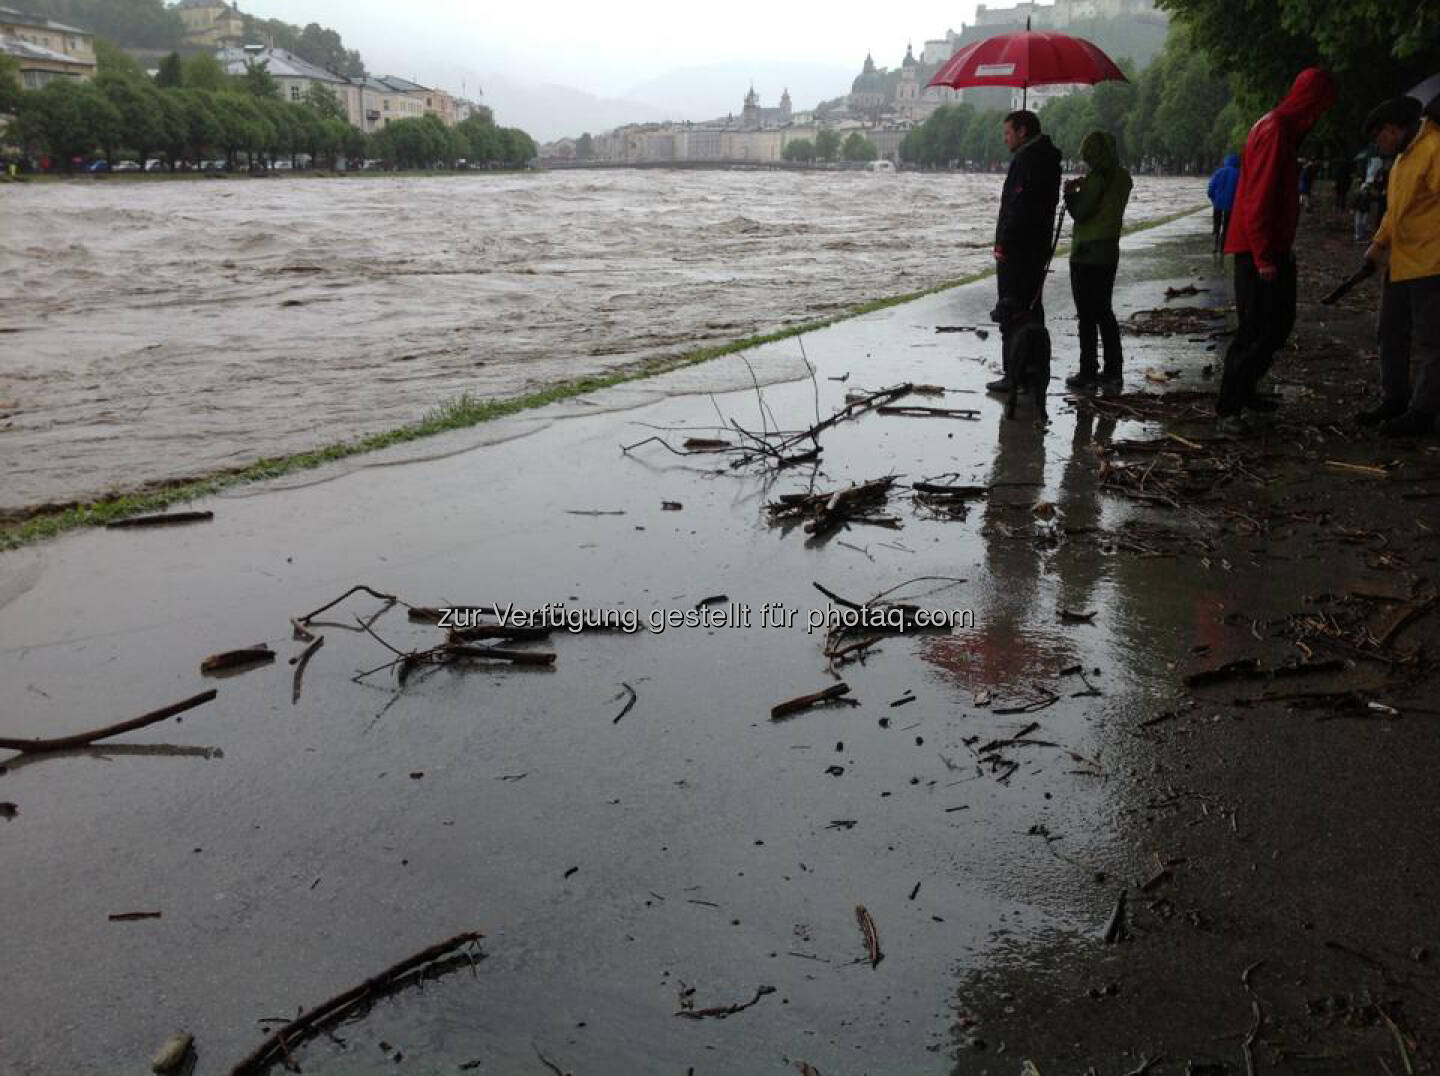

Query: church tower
<box><xmin>780</xmin><ymin>88</ymin><xmax>792</xmax><ymax>120</ymax></box>
<box><xmin>898</xmin><ymin>42</ymin><xmax>918</xmax><ymax>103</ymax></box>
<box><xmin>742</xmin><ymin>84</ymin><xmax>760</xmax><ymax>128</ymax></box>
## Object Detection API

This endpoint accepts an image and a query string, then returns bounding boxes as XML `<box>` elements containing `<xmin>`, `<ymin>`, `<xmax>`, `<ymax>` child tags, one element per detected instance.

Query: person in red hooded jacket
<box><xmin>1217</xmin><ymin>67</ymin><xmax>1338</xmax><ymax>431</ymax></box>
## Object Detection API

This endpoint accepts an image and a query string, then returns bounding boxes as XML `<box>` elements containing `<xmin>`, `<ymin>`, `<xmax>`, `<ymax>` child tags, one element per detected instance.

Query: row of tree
<box><xmin>4</xmin><ymin>45</ymin><xmax>534</xmax><ymax>171</ymax></box>
<box><xmin>372</xmin><ymin>113</ymin><xmax>536</xmax><ymax>171</ymax></box>
<box><xmin>782</xmin><ymin>129</ymin><xmax>879</xmax><ymax>163</ymax></box>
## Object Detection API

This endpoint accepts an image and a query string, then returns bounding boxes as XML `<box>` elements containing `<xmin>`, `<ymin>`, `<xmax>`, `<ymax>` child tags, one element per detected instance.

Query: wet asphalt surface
<box><xmin>4</xmin><ymin>211</ymin><xmax>1435</xmax><ymax>1075</ymax></box>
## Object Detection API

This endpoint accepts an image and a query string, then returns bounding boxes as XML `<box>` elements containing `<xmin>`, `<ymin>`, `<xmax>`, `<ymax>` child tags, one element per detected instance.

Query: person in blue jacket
<box><xmin>1207</xmin><ymin>153</ymin><xmax>1241</xmax><ymax>254</ymax></box>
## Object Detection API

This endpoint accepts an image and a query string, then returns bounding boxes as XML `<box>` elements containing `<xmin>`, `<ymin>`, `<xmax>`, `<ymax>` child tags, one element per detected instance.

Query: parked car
<box><xmin>271</xmin><ymin>159</ymin><xmax>292</xmax><ymax>171</ymax></box>
<box><xmin>113</xmin><ymin>160</ymin><xmax>141</xmax><ymax>172</ymax></box>
<box><xmin>144</xmin><ymin>159</ymin><xmax>165</xmax><ymax>172</ymax></box>
<box><xmin>84</xmin><ymin>160</ymin><xmax>110</xmax><ymax>173</ymax></box>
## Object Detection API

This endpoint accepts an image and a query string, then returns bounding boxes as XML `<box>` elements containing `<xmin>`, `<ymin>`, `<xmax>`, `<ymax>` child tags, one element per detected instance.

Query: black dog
<box><xmin>991</xmin><ymin>300</ymin><xmax>1051</xmax><ymax>423</ymax></box>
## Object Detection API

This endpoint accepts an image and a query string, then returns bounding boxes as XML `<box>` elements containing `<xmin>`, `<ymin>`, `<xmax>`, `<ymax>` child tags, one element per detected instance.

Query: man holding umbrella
<box><xmin>986</xmin><ymin>110</ymin><xmax>1062</xmax><ymax>394</ymax></box>
<box><xmin>923</xmin><ymin>24</ymin><xmax>1125</xmax><ymax>398</ymax></box>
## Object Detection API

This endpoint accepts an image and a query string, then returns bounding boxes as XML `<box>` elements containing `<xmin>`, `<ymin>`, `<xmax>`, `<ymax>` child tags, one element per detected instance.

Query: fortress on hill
<box><xmin>547</xmin><ymin>0</ymin><xmax>1166</xmax><ymax>165</ymax></box>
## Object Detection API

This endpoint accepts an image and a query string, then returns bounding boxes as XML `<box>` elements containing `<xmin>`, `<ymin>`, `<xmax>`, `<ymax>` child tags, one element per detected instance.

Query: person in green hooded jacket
<box><xmin>1062</xmin><ymin>130</ymin><xmax>1133</xmax><ymax>389</ymax></box>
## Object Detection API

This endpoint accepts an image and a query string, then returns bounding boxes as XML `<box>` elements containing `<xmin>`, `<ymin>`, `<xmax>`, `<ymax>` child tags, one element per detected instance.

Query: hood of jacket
<box><xmin>1223</xmin><ymin>152</ymin><xmax>1240</xmax><ymax>169</ymax></box>
<box><xmin>1274</xmin><ymin>67</ymin><xmax>1337</xmax><ymax>134</ymax></box>
<box><xmin>1080</xmin><ymin>130</ymin><xmax>1119</xmax><ymax>172</ymax></box>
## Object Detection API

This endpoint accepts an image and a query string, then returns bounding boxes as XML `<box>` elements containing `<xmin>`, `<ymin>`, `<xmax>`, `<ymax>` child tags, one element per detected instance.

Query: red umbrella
<box><xmin>928</xmin><ymin>26</ymin><xmax>1127</xmax><ymax>109</ymax></box>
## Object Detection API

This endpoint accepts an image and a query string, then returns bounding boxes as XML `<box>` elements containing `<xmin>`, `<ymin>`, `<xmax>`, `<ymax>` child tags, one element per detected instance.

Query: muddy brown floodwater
<box><xmin>0</xmin><ymin>171</ymin><xmax>1203</xmax><ymax>513</ymax></box>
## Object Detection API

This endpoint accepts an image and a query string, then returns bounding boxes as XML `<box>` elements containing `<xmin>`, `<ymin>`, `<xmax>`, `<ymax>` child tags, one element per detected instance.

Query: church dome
<box><xmin>851</xmin><ymin>53</ymin><xmax>885</xmax><ymax>94</ymax></box>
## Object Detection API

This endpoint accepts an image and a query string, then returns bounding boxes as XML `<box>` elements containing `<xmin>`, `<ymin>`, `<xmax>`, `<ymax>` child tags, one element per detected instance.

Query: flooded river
<box><xmin>0</xmin><ymin>170</ymin><xmax>1203</xmax><ymax>513</ymax></box>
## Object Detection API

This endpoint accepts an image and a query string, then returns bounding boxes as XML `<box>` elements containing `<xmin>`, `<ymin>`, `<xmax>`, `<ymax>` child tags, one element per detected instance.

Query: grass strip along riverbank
<box><xmin>0</xmin><ymin>206</ymin><xmax>1200</xmax><ymax>552</ymax></box>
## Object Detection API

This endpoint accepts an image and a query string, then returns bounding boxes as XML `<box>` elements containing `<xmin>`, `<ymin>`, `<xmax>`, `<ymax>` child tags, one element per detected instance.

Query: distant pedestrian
<box><xmin>1062</xmin><ymin>130</ymin><xmax>1132</xmax><ymax>390</ymax></box>
<box><xmin>1299</xmin><ymin>159</ymin><xmax>1318</xmax><ymax>211</ymax></box>
<box><xmin>986</xmin><ymin>109</ymin><xmax>1062</xmax><ymax>396</ymax></box>
<box><xmin>1217</xmin><ymin>67</ymin><xmax>1337</xmax><ymax>432</ymax></box>
<box><xmin>1333</xmin><ymin>154</ymin><xmax>1355</xmax><ymax>212</ymax></box>
<box><xmin>1207</xmin><ymin>152</ymin><xmax>1241</xmax><ymax>253</ymax></box>
<box><xmin>1356</xmin><ymin>95</ymin><xmax>1440</xmax><ymax>436</ymax></box>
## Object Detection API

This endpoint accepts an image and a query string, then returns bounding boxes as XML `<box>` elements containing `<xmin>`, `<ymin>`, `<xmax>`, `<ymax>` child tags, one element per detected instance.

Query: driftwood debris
<box><xmin>448</xmin><ymin>623</ymin><xmax>552</xmax><ymax>642</ymax></box>
<box><xmin>290</xmin><ymin>636</ymin><xmax>324</xmax><ymax>705</ymax></box>
<box><xmin>201</xmin><ymin>647</ymin><xmax>275</xmax><ymax>675</ymax></box>
<box><xmin>771</xmin><ymin>683</ymin><xmax>852</xmax><ymax>720</ymax></box>
<box><xmin>1185</xmin><ymin>658</ymin><xmax>1346</xmax><ymax>689</ymax></box>
<box><xmin>106</xmin><ymin>510</ymin><xmax>214</xmax><ymax>529</ymax></box>
<box><xmin>876</xmin><ymin>405</ymin><xmax>980</xmax><ymax>420</ymax></box>
<box><xmin>228</xmin><ymin>931</ymin><xmax>484</xmax><ymax>1076</ymax></box>
<box><xmin>675</xmin><ymin>984</ymin><xmax>776</xmax><ymax>1019</ymax></box>
<box><xmin>0</xmin><ymin>690</ymin><xmax>217</xmax><ymax>755</ymax></box>
<box><xmin>912</xmin><ymin>481</ymin><xmax>988</xmax><ymax>498</ymax></box>
<box><xmin>612</xmin><ymin>682</ymin><xmax>638</xmax><ymax>724</ymax></box>
<box><xmin>768</xmin><ymin>477</ymin><xmax>900</xmax><ymax>539</ymax></box>
<box><xmin>296</xmin><ymin>585</ymin><xmax>399</xmax><ymax>626</ymax></box>
<box><xmin>109</xmin><ymin>911</ymin><xmax>162</xmax><ymax>921</ymax></box>
<box><xmin>856</xmin><ymin>905</ymin><xmax>884</xmax><ymax>968</ymax></box>
<box><xmin>1103</xmin><ymin>890</ymin><xmax>1128</xmax><ymax>943</ymax></box>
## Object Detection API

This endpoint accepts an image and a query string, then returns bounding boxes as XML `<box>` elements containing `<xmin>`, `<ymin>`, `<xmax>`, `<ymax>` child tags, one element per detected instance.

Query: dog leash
<box><xmin>1028</xmin><ymin>203</ymin><xmax>1068</xmax><ymax>312</ymax></box>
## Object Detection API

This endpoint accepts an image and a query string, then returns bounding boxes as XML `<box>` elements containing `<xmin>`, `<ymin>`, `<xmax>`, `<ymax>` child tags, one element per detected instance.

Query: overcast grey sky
<box><xmin>239</xmin><ymin>0</ymin><xmax>985</xmax><ymax>100</ymax></box>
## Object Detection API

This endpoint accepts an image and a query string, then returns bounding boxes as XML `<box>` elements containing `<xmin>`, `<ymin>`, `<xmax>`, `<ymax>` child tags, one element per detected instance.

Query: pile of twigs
<box><xmin>621</xmin><ymin>382</ymin><xmax>915</xmax><ymax>472</ymax></box>
<box><xmin>1121</xmin><ymin>305</ymin><xmax>1230</xmax><ymax>337</ymax></box>
<box><xmin>766</xmin><ymin>477</ymin><xmax>901</xmax><ymax>539</ymax></box>
<box><xmin>1096</xmin><ymin>434</ymin><xmax>1269</xmax><ymax>510</ymax></box>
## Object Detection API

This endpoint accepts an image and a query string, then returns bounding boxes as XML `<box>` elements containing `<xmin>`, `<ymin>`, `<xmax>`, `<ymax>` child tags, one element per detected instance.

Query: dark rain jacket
<box><xmin>995</xmin><ymin>133</ymin><xmax>1062</xmax><ymax>263</ymax></box>
<box><xmin>1207</xmin><ymin>154</ymin><xmax>1241</xmax><ymax>210</ymax></box>
<box><xmin>1224</xmin><ymin>67</ymin><xmax>1337</xmax><ymax>270</ymax></box>
<box><xmin>1064</xmin><ymin>130</ymin><xmax>1133</xmax><ymax>265</ymax></box>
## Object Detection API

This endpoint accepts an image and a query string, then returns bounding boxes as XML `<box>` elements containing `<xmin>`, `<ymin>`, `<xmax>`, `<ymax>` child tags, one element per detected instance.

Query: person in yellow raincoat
<box><xmin>1361</xmin><ymin>95</ymin><xmax>1440</xmax><ymax>436</ymax></box>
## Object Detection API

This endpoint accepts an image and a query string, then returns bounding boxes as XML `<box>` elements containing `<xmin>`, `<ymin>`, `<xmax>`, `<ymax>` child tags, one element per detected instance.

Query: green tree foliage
<box><xmin>96</xmin><ymin>71</ymin><xmax>167</xmax><ymax>163</ymax></box>
<box><xmin>183</xmin><ymin>53</ymin><xmax>227</xmax><ymax>92</ymax></box>
<box><xmin>452</xmin><ymin>112</ymin><xmax>537</xmax><ymax>168</ymax></box>
<box><xmin>841</xmin><ymin>132</ymin><xmax>879</xmax><ymax>162</ymax></box>
<box><xmin>10</xmin><ymin>79</ymin><xmax>121</xmax><ymax>167</ymax></box>
<box><xmin>239</xmin><ymin>59</ymin><xmax>280</xmax><ymax>100</ymax></box>
<box><xmin>93</xmin><ymin>38</ymin><xmax>145</xmax><ymax>79</ymax></box>
<box><xmin>369</xmin><ymin>114</ymin><xmax>450</xmax><ymax>169</ymax></box>
<box><xmin>303</xmin><ymin>82</ymin><xmax>346</xmax><ymax>124</ymax></box>
<box><xmin>1158</xmin><ymin>0</ymin><xmax>1436</xmax><ymax>145</ymax></box>
<box><xmin>0</xmin><ymin>52</ymin><xmax>21</xmax><ymax>114</ymax></box>
<box><xmin>155</xmin><ymin>52</ymin><xmax>184</xmax><ymax>90</ymax></box>
<box><xmin>179</xmin><ymin>89</ymin><xmax>222</xmax><ymax>162</ymax></box>
<box><xmin>782</xmin><ymin>138</ymin><xmax>816</xmax><ymax>162</ymax></box>
<box><xmin>814</xmin><ymin>127</ymin><xmax>841</xmax><ymax>162</ymax></box>
<box><xmin>1152</xmin><ymin>51</ymin><xmax>1231</xmax><ymax>171</ymax></box>
<box><xmin>900</xmin><ymin>105</ymin><xmax>1014</xmax><ymax>168</ymax></box>
<box><xmin>21</xmin><ymin>0</ymin><xmax>181</xmax><ymax>50</ymax></box>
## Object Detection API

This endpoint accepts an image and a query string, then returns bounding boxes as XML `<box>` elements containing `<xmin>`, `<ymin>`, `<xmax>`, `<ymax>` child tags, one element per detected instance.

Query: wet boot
<box><xmin>1380</xmin><ymin>410</ymin><xmax>1436</xmax><ymax>437</ymax></box>
<box><xmin>1354</xmin><ymin>400</ymin><xmax>1407</xmax><ymax>426</ymax></box>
